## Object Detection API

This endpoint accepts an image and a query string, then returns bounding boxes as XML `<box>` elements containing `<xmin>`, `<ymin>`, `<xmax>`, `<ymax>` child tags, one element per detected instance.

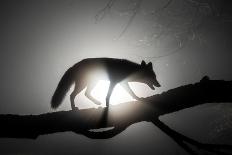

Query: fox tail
<box><xmin>51</xmin><ymin>67</ymin><xmax>74</xmax><ymax>109</ymax></box>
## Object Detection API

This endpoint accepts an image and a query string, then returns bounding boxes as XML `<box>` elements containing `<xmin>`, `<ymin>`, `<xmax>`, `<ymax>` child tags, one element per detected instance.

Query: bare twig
<box><xmin>150</xmin><ymin>0</ymin><xmax>173</xmax><ymax>15</ymax></box>
<box><xmin>117</xmin><ymin>0</ymin><xmax>143</xmax><ymax>39</ymax></box>
<box><xmin>95</xmin><ymin>0</ymin><xmax>116</xmax><ymax>22</ymax></box>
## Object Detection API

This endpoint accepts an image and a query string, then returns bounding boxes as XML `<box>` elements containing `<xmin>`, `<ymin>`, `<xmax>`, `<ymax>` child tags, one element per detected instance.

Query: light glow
<box><xmin>70</xmin><ymin>80</ymin><xmax>157</xmax><ymax>110</ymax></box>
<box><xmin>91</xmin><ymin>80</ymin><xmax>136</xmax><ymax>106</ymax></box>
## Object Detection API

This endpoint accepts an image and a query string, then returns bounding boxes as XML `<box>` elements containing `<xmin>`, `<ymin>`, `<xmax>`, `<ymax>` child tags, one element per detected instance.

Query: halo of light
<box><xmin>91</xmin><ymin>80</ymin><xmax>136</xmax><ymax>106</ymax></box>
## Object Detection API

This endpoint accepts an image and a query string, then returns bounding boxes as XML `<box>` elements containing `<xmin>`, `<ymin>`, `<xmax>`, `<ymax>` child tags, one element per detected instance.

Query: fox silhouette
<box><xmin>51</xmin><ymin>58</ymin><xmax>161</xmax><ymax>110</ymax></box>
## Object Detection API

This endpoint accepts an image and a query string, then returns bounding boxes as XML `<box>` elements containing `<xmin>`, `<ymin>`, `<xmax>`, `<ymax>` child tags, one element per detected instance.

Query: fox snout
<box><xmin>154</xmin><ymin>81</ymin><xmax>161</xmax><ymax>87</ymax></box>
<box><xmin>148</xmin><ymin>80</ymin><xmax>161</xmax><ymax>90</ymax></box>
<box><xmin>151</xmin><ymin>79</ymin><xmax>161</xmax><ymax>90</ymax></box>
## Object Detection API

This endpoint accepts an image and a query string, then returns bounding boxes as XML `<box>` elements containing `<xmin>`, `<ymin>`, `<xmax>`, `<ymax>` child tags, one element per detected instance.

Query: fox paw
<box><xmin>93</xmin><ymin>101</ymin><xmax>102</xmax><ymax>105</ymax></box>
<box><xmin>137</xmin><ymin>97</ymin><xmax>146</xmax><ymax>101</ymax></box>
<box><xmin>71</xmin><ymin>106</ymin><xmax>79</xmax><ymax>111</ymax></box>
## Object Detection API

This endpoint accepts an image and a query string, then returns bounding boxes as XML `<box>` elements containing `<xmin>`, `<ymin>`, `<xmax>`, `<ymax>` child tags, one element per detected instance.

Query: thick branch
<box><xmin>0</xmin><ymin>76</ymin><xmax>232</xmax><ymax>139</ymax></box>
<box><xmin>152</xmin><ymin>119</ymin><xmax>232</xmax><ymax>155</ymax></box>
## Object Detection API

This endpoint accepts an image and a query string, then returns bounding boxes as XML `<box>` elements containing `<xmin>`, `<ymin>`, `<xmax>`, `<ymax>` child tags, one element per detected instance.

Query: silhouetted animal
<box><xmin>51</xmin><ymin>58</ymin><xmax>161</xmax><ymax>110</ymax></box>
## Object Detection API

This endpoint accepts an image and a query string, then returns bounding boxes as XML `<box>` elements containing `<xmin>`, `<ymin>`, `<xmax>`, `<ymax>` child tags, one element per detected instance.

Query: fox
<box><xmin>51</xmin><ymin>58</ymin><xmax>161</xmax><ymax>110</ymax></box>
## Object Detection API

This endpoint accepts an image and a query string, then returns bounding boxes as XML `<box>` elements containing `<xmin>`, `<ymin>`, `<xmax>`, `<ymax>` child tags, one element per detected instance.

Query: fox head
<box><xmin>138</xmin><ymin>60</ymin><xmax>161</xmax><ymax>90</ymax></box>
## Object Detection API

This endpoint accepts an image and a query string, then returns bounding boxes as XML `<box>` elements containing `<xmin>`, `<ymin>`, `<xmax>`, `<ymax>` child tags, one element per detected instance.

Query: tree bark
<box><xmin>0</xmin><ymin>76</ymin><xmax>232</xmax><ymax>139</ymax></box>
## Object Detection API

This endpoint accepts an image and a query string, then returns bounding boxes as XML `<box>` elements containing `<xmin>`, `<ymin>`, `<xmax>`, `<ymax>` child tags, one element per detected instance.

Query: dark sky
<box><xmin>0</xmin><ymin>0</ymin><xmax>232</xmax><ymax>154</ymax></box>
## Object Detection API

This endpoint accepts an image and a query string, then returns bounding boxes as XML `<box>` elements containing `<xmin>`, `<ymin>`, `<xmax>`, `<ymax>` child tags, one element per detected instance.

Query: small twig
<box><xmin>132</xmin><ymin>37</ymin><xmax>186</xmax><ymax>60</ymax></box>
<box><xmin>151</xmin><ymin>0</ymin><xmax>173</xmax><ymax>15</ymax></box>
<box><xmin>95</xmin><ymin>0</ymin><xmax>116</xmax><ymax>22</ymax></box>
<box><xmin>185</xmin><ymin>0</ymin><xmax>211</xmax><ymax>8</ymax></box>
<box><xmin>116</xmin><ymin>0</ymin><xmax>143</xmax><ymax>39</ymax></box>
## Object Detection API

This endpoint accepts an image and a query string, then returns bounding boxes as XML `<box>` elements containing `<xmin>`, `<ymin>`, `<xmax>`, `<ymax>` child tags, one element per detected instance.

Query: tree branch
<box><xmin>152</xmin><ymin>118</ymin><xmax>232</xmax><ymax>155</ymax></box>
<box><xmin>95</xmin><ymin>0</ymin><xmax>116</xmax><ymax>22</ymax></box>
<box><xmin>0</xmin><ymin>76</ymin><xmax>232</xmax><ymax>154</ymax></box>
<box><xmin>117</xmin><ymin>0</ymin><xmax>143</xmax><ymax>39</ymax></box>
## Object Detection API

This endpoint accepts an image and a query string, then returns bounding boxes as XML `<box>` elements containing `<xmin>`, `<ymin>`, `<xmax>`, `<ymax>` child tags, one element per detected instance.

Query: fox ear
<box><xmin>147</xmin><ymin>62</ymin><xmax>153</xmax><ymax>69</ymax></box>
<box><xmin>141</xmin><ymin>60</ymin><xmax>146</xmax><ymax>67</ymax></box>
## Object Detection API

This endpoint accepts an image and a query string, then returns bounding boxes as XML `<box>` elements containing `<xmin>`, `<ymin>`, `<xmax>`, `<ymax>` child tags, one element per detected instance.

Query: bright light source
<box><xmin>91</xmin><ymin>80</ymin><xmax>136</xmax><ymax>106</ymax></box>
<box><xmin>69</xmin><ymin>80</ymin><xmax>157</xmax><ymax>110</ymax></box>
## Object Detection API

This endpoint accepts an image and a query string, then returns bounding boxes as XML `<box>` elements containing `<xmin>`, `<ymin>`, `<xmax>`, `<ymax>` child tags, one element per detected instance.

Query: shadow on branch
<box><xmin>0</xmin><ymin>76</ymin><xmax>232</xmax><ymax>154</ymax></box>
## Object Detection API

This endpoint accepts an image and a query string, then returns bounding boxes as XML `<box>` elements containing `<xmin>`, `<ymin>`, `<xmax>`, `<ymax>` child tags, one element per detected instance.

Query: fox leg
<box><xmin>120</xmin><ymin>82</ymin><xmax>140</xmax><ymax>100</ymax></box>
<box><xmin>106</xmin><ymin>82</ymin><xmax>116</xmax><ymax>107</ymax></box>
<box><xmin>70</xmin><ymin>82</ymin><xmax>84</xmax><ymax>110</ymax></box>
<box><xmin>85</xmin><ymin>82</ymin><xmax>102</xmax><ymax>105</ymax></box>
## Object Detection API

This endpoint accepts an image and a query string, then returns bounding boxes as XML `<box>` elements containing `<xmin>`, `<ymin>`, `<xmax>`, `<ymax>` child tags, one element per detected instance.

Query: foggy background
<box><xmin>0</xmin><ymin>0</ymin><xmax>232</xmax><ymax>154</ymax></box>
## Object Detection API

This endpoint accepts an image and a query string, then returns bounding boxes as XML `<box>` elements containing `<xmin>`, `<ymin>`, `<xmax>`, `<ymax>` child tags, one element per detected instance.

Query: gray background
<box><xmin>0</xmin><ymin>0</ymin><xmax>232</xmax><ymax>154</ymax></box>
